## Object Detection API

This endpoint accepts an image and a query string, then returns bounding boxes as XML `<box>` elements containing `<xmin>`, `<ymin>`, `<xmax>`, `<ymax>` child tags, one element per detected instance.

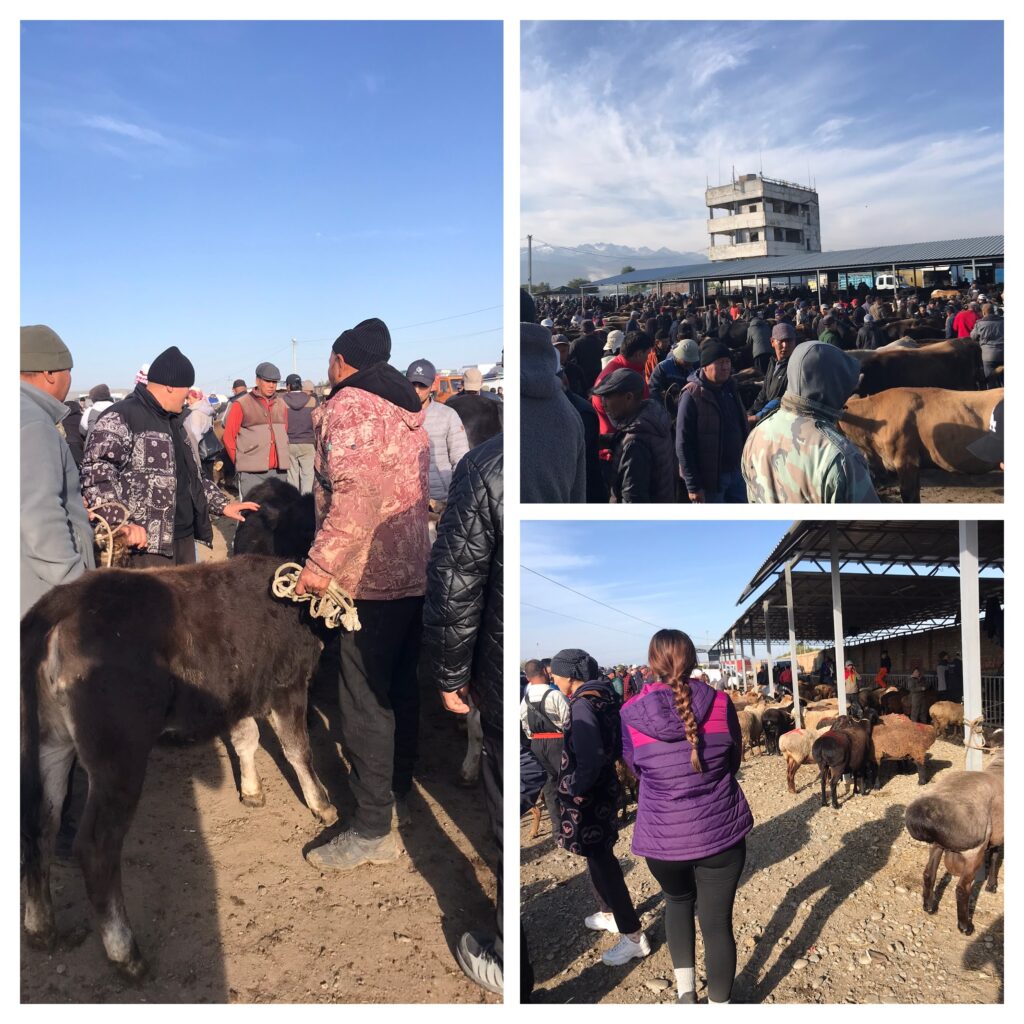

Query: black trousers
<box><xmin>646</xmin><ymin>838</ymin><xmax>746</xmax><ymax>1003</ymax></box>
<box><xmin>127</xmin><ymin>534</ymin><xmax>197</xmax><ymax>568</ymax></box>
<box><xmin>482</xmin><ymin>728</ymin><xmax>503</xmax><ymax>946</ymax></box>
<box><xmin>586</xmin><ymin>845</ymin><xmax>642</xmax><ymax>935</ymax></box>
<box><xmin>910</xmin><ymin>691</ymin><xmax>928</xmax><ymax>723</ymax></box>
<box><xmin>529</xmin><ymin>737</ymin><xmax>563</xmax><ymax>835</ymax></box>
<box><xmin>337</xmin><ymin>596</ymin><xmax>423</xmax><ymax>837</ymax></box>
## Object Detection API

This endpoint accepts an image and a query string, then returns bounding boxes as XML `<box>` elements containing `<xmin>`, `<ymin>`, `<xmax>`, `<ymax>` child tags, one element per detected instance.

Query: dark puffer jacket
<box><xmin>610</xmin><ymin>399</ymin><xmax>676</xmax><ymax>503</ymax></box>
<box><xmin>421</xmin><ymin>432</ymin><xmax>503</xmax><ymax>738</ymax></box>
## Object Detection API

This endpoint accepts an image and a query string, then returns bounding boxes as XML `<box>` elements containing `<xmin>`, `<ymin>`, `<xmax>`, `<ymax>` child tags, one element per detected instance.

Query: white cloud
<box><xmin>79</xmin><ymin>113</ymin><xmax>177</xmax><ymax>149</ymax></box>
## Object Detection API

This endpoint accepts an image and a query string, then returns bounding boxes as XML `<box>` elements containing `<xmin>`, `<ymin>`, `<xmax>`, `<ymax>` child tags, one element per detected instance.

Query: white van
<box><xmin>874</xmin><ymin>272</ymin><xmax>909</xmax><ymax>291</ymax></box>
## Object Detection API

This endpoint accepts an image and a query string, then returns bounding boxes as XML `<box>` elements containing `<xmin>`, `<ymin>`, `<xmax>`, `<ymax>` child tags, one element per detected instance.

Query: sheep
<box><xmin>813</xmin><ymin>684</ymin><xmax>836</xmax><ymax>701</ymax></box>
<box><xmin>761</xmin><ymin>707</ymin><xmax>795</xmax><ymax>756</ymax></box>
<box><xmin>811</xmin><ymin>716</ymin><xmax>875</xmax><ymax>809</ymax></box>
<box><xmin>871</xmin><ymin>714</ymin><xmax>937</xmax><ymax>788</ymax></box>
<box><xmin>779</xmin><ymin>724</ymin><xmax>832</xmax><ymax>793</ymax></box>
<box><xmin>737</xmin><ymin>709</ymin><xmax>764</xmax><ymax>760</ymax></box>
<box><xmin>929</xmin><ymin>700</ymin><xmax>965</xmax><ymax>742</ymax></box>
<box><xmin>904</xmin><ymin>751</ymin><xmax>1004</xmax><ymax>934</ymax></box>
<box><xmin>614</xmin><ymin>758</ymin><xmax>638</xmax><ymax>823</ymax></box>
<box><xmin>803</xmin><ymin>708</ymin><xmax>838</xmax><ymax>732</ymax></box>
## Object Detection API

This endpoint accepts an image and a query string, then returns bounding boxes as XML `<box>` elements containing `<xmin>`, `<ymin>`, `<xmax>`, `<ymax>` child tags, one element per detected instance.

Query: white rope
<box><xmin>272</xmin><ymin>563</ymin><xmax>361</xmax><ymax>632</ymax></box>
<box><xmin>86</xmin><ymin>500</ymin><xmax>131</xmax><ymax>569</ymax></box>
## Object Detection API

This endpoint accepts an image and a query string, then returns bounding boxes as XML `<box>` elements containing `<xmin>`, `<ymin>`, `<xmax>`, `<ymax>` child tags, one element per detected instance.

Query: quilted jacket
<box><xmin>621</xmin><ymin>679</ymin><xmax>753</xmax><ymax>860</ymax></box>
<box><xmin>421</xmin><ymin>433</ymin><xmax>503</xmax><ymax>737</ymax></box>
<box><xmin>306</xmin><ymin>362</ymin><xmax>429</xmax><ymax>601</ymax></box>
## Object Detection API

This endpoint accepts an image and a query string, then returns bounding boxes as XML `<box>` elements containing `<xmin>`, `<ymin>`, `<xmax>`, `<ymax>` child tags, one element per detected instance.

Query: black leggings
<box><xmin>645</xmin><ymin>838</ymin><xmax>746</xmax><ymax>1003</ymax></box>
<box><xmin>586</xmin><ymin>846</ymin><xmax>642</xmax><ymax>935</ymax></box>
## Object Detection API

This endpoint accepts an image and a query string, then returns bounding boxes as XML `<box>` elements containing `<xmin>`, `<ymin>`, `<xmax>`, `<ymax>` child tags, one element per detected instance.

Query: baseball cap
<box><xmin>405</xmin><ymin>359</ymin><xmax>437</xmax><ymax>387</ymax></box>
<box><xmin>285</xmin><ymin>373</ymin><xmax>302</xmax><ymax>389</ymax></box>
<box><xmin>771</xmin><ymin>322</ymin><xmax>796</xmax><ymax>341</ymax></box>
<box><xmin>672</xmin><ymin>338</ymin><xmax>700</xmax><ymax>364</ymax></box>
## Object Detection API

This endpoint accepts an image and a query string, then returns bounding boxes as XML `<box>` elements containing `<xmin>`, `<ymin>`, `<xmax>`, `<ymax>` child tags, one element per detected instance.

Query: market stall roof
<box><xmin>716</xmin><ymin>570</ymin><xmax>1004</xmax><ymax>649</ymax></box>
<box><xmin>590</xmin><ymin>235</ymin><xmax>1003</xmax><ymax>288</ymax></box>
<box><xmin>737</xmin><ymin>520</ymin><xmax>1004</xmax><ymax>604</ymax></box>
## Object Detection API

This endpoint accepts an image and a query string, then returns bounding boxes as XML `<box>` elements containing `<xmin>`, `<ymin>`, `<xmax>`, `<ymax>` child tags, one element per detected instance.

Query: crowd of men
<box><xmin>20</xmin><ymin>321</ymin><xmax>504</xmax><ymax>996</ymax></box>
<box><xmin>521</xmin><ymin>283</ymin><xmax>1004</xmax><ymax>505</ymax></box>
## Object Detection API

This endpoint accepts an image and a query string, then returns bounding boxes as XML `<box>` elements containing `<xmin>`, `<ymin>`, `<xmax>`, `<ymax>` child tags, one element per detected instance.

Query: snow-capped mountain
<box><xmin>520</xmin><ymin>242</ymin><xmax>704</xmax><ymax>288</ymax></box>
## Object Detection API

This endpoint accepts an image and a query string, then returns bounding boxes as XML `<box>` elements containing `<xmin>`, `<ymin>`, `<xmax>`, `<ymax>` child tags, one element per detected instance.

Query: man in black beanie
<box><xmin>675</xmin><ymin>340</ymin><xmax>749</xmax><ymax>503</ymax></box>
<box><xmin>296</xmin><ymin>318</ymin><xmax>431</xmax><ymax>872</ymax></box>
<box><xmin>81</xmin><ymin>345</ymin><xmax>258</xmax><ymax>565</ymax></box>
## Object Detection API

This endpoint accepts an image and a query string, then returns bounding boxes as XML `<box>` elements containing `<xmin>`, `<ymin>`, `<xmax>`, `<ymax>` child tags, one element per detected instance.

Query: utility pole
<box><xmin>527</xmin><ymin>234</ymin><xmax>533</xmax><ymax>295</ymax></box>
<box><xmin>292</xmin><ymin>339</ymin><xmax>297</xmax><ymax>374</ymax></box>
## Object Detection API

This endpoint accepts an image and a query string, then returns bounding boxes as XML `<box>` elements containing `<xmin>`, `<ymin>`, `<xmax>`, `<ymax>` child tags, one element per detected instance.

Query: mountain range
<box><xmin>520</xmin><ymin>241</ymin><xmax>705</xmax><ymax>289</ymax></box>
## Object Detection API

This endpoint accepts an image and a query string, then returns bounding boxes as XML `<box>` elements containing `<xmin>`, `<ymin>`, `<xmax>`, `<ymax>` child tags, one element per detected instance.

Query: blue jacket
<box><xmin>648</xmin><ymin>356</ymin><xmax>690</xmax><ymax>406</ymax></box>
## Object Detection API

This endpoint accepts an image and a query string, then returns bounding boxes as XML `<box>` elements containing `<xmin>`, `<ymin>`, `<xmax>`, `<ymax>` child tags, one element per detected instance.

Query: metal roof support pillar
<box><xmin>748</xmin><ymin>618</ymin><xmax>757</xmax><ymax>692</ymax></box>
<box><xmin>959</xmin><ymin>520</ymin><xmax>983</xmax><ymax>771</ymax></box>
<box><xmin>731</xmin><ymin>630</ymin><xmax>738</xmax><ymax>685</ymax></box>
<box><xmin>972</xmin><ymin>258</ymin><xmax>978</xmax><ymax>284</ymax></box>
<box><xmin>785</xmin><ymin>560</ymin><xmax>802</xmax><ymax>728</ymax></box>
<box><xmin>815</xmin><ymin>269</ymin><xmax>822</xmax><ymax>300</ymax></box>
<box><xmin>892</xmin><ymin>264</ymin><xmax>898</xmax><ymax>300</ymax></box>
<box><xmin>763</xmin><ymin>601</ymin><xmax>775</xmax><ymax>698</ymax></box>
<box><xmin>701</xmin><ymin>278</ymin><xmax>706</xmax><ymax>307</ymax></box>
<box><xmin>737</xmin><ymin>630</ymin><xmax>747</xmax><ymax>691</ymax></box>
<box><xmin>615</xmin><ymin>284</ymin><xmax>620</xmax><ymax>309</ymax></box>
<box><xmin>831</xmin><ymin>523</ymin><xmax>847</xmax><ymax>717</ymax></box>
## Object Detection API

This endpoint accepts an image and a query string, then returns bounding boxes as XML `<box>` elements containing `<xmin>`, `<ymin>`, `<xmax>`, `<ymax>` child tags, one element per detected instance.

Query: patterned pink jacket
<box><xmin>306</xmin><ymin>381</ymin><xmax>430</xmax><ymax>601</ymax></box>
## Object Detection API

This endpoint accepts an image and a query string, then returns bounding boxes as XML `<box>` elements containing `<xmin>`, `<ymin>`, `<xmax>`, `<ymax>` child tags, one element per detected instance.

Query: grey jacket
<box><xmin>970</xmin><ymin>316</ymin><xmax>1004</xmax><ymax>358</ymax></box>
<box><xmin>423</xmin><ymin>399</ymin><xmax>470</xmax><ymax>501</ymax></box>
<box><xmin>521</xmin><ymin>323</ymin><xmax>586</xmax><ymax>503</ymax></box>
<box><xmin>21</xmin><ymin>382</ymin><xmax>96</xmax><ymax>615</ymax></box>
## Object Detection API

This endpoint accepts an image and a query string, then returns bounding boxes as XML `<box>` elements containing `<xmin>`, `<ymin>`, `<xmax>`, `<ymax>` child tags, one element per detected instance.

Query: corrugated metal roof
<box><xmin>590</xmin><ymin>235</ymin><xmax>1004</xmax><ymax>287</ymax></box>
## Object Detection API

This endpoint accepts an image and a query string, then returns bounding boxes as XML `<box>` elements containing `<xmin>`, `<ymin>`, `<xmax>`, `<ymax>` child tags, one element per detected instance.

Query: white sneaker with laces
<box><xmin>584</xmin><ymin>911</ymin><xmax>618</xmax><ymax>933</ymax></box>
<box><xmin>602</xmin><ymin>932</ymin><xmax>651</xmax><ymax>966</ymax></box>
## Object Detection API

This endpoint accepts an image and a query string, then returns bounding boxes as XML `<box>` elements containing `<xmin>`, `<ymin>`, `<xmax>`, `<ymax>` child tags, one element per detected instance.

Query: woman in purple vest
<box><xmin>620</xmin><ymin>629</ymin><xmax>753</xmax><ymax>1003</ymax></box>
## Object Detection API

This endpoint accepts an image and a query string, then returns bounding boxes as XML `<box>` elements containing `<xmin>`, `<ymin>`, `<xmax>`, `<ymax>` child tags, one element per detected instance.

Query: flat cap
<box><xmin>591</xmin><ymin>367</ymin><xmax>645</xmax><ymax>397</ymax></box>
<box><xmin>255</xmin><ymin>361</ymin><xmax>282</xmax><ymax>382</ymax></box>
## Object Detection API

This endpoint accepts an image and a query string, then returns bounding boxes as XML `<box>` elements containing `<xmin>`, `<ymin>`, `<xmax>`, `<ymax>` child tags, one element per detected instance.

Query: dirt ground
<box><xmin>521</xmin><ymin>737</ymin><xmax>1003</xmax><ymax>1004</ymax></box>
<box><xmin>21</xmin><ymin>519</ymin><xmax>499</xmax><ymax>1004</ymax></box>
<box><xmin>875</xmin><ymin>468</ymin><xmax>1002</xmax><ymax>504</ymax></box>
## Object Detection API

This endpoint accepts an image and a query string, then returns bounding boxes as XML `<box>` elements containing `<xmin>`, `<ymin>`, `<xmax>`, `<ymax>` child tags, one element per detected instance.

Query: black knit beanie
<box><xmin>332</xmin><ymin>318</ymin><xmax>392</xmax><ymax>369</ymax></box>
<box><xmin>550</xmin><ymin>648</ymin><xmax>598</xmax><ymax>682</ymax></box>
<box><xmin>700</xmin><ymin>340</ymin><xmax>732</xmax><ymax>368</ymax></box>
<box><xmin>147</xmin><ymin>346</ymin><xmax>195</xmax><ymax>387</ymax></box>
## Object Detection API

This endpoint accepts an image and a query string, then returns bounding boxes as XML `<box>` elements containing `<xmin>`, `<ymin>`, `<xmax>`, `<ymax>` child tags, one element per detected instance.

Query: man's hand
<box><xmin>115</xmin><ymin>523</ymin><xmax>148</xmax><ymax>549</ymax></box>
<box><xmin>688</xmin><ymin>490</ymin><xmax>705</xmax><ymax>503</ymax></box>
<box><xmin>440</xmin><ymin>686</ymin><xmax>471</xmax><ymax>715</ymax></box>
<box><xmin>294</xmin><ymin>564</ymin><xmax>331</xmax><ymax>597</ymax></box>
<box><xmin>223</xmin><ymin>501</ymin><xmax>260</xmax><ymax>522</ymax></box>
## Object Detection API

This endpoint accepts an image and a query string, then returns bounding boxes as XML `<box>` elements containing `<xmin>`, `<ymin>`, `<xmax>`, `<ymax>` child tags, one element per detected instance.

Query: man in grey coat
<box><xmin>20</xmin><ymin>325</ymin><xmax>96</xmax><ymax>614</ymax></box>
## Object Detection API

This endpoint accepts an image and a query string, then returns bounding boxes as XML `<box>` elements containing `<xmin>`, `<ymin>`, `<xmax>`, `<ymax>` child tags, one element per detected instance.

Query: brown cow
<box><xmin>840</xmin><ymin>386</ymin><xmax>1003</xmax><ymax>502</ymax></box>
<box><xmin>21</xmin><ymin>555</ymin><xmax>339</xmax><ymax>979</ymax></box>
<box><xmin>855</xmin><ymin>338</ymin><xmax>985</xmax><ymax>396</ymax></box>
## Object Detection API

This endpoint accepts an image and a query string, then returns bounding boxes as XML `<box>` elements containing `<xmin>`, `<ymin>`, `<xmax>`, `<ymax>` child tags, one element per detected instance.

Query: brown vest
<box><xmin>235</xmin><ymin>393</ymin><xmax>290</xmax><ymax>472</ymax></box>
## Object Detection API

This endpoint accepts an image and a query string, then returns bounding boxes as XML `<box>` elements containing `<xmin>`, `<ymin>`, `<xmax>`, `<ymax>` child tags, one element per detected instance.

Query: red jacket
<box><xmin>222</xmin><ymin>392</ymin><xmax>287</xmax><ymax>469</ymax></box>
<box><xmin>954</xmin><ymin>310</ymin><xmax>979</xmax><ymax>338</ymax></box>
<box><xmin>591</xmin><ymin>354</ymin><xmax>650</xmax><ymax>459</ymax></box>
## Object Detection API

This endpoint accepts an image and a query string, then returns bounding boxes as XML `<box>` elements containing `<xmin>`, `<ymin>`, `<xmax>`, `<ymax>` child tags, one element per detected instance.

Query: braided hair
<box><xmin>648</xmin><ymin>629</ymin><xmax>702</xmax><ymax>773</ymax></box>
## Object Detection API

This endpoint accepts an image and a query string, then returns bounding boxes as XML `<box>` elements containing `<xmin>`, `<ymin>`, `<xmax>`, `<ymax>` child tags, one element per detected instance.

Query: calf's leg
<box><xmin>954</xmin><ymin>847</ymin><xmax>986</xmax><ymax>935</ymax></box>
<box><xmin>985</xmin><ymin>844</ymin><xmax>1003</xmax><ymax>893</ymax></box>
<box><xmin>268</xmin><ymin>693</ymin><xmax>337</xmax><ymax>826</ymax></box>
<box><xmin>229</xmin><ymin>716</ymin><xmax>265</xmax><ymax>808</ymax></box>
<box><xmin>458</xmin><ymin>706</ymin><xmax>483</xmax><ymax>787</ymax></box>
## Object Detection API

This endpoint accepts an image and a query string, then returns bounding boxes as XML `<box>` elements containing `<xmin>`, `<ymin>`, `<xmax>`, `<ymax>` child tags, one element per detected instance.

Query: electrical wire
<box><xmin>521</xmin><ymin>565</ymin><xmax>664</xmax><ymax>628</ymax></box>
<box><xmin>521</xmin><ymin>602</ymin><xmax>652</xmax><ymax>639</ymax></box>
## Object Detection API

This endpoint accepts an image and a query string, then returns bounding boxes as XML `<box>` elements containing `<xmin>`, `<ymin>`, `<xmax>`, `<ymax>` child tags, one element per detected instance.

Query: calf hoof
<box><xmin>456</xmin><ymin>773</ymin><xmax>480</xmax><ymax>789</ymax></box>
<box><xmin>23</xmin><ymin>925</ymin><xmax>58</xmax><ymax>952</ymax></box>
<box><xmin>985</xmin><ymin>881</ymin><xmax>998</xmax><ymax>894</ymax></box>
<box><xmin>57</xmin><ymin>924</ymin><xmax>90</xmax><ymax>950</ymax></box>
<box><xmin>112</xmin><ymin>949</ymin><xmax>150</xmax><ymax>983</ymax></box>
<box><xmin>240</xmin><ymin>790</ymin><xmax>266</xmax><ymax>809</ymax></box>
<box><xmin>315</xmin><ymin>804</ymin><xmax>339</xmax><ymax>827</ymax></box>
<box><xmin>924</xmin><ymin>902</ymin><xmax>938</xmax><ymax>915</ymax></box>
<box><xmin>958</xmin><ymin>921</ymin><xmax>975</xmax><ymax>936</ymax></box>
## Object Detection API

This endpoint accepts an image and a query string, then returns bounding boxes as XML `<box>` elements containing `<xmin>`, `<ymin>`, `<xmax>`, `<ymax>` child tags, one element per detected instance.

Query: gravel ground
<box><xmin>875</xmin><ymin>468</ymin><xmax>1002</xmax><ymax>504</ymax></box>
<box><xmin>521</xmin><ymin>738</ymin><xmax>1003</xmax><ymax>1004</ymax></box>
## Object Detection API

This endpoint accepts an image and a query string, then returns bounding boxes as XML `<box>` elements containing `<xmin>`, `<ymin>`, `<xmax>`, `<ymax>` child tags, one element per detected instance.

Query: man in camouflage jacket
<box><xmin>741</xmin><ymin>341</ymin><xmax>879</xmax><ymax>503</ymax></box>
<box><xmin>299</xmin><ymin>318</ymin><xmax>431</xmax><ymax>872</ymax></box>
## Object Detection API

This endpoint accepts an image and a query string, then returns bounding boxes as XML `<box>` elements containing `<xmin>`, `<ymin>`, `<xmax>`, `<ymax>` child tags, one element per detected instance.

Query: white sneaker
<box><xmin>584</xmin><ymin>911</ymin><xmax>618</xmax><ymax>933</ymax></box>
<box><xmin>602</xmin><ymin>932</ymin><xmax>651</xmax><ymax>966</ymax></box>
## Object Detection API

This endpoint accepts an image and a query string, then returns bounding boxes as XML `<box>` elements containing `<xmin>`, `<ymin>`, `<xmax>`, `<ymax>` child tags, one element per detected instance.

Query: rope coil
<box><xmin>87</xmin><ymin>501</ymin><xmax>131</xmax><ymax>569</ymax></box>
<box><xmin>272</xmin><ymin>563</ymin><xmax>361</xmax><ymax>632</ymax></box>
<box><xmin>964</xmin><ymin>714</ymin><xmax>1000</xmax><ymax>753</ymax></box>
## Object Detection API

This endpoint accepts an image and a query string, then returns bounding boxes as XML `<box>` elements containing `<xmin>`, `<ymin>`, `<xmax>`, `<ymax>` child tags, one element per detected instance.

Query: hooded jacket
<box><xmin>675</xmin><ymin>369</ymin><xmax>748</xmax><ymax>495</ymax></box>
<box><xmin>21</xmin><ymin>383</ymin><xmax>96</xmax><ymax>614</ymax></box>
<box><xmin>556</xmin><ymin>679</ymin><xmax>623</xmax><ymax>855</ymax></box>
<box><xmin>521</xmin><ymin>324</ymin><xmax>586</xmax><ymax>503</ymax></box>
<box><xmin>610</xmin><ymin>399</ymin><xmax>677</xmax><ymax>503</ymax></box>
<box><xmin>306</xmin><ymin>361</ymin><xmax>429</xmax><ymax>600</ymax></box>
<box><xmin>746</xmin><ymin>317</ymin><xmax>773</xmax><ymax>358</ymax></box>
<box><xmin>970</xmin><ymin>315</ymin><xmax>1004</xmax><ymax>360</ymax></box>
<box><xmin>80</xmin><ymin>383</ymin><xmax>229</xmax><ymax>557</ymax></box>
<box><xmin>283</xmin><ymin>389</ymin><xmax>318</xmax><ymax>445</ymax></box>
<box><xmin>421</xmin><ymin>433</ymin><xmax>502</xmax><ymax>736</ymax></box>
<box><xmin>620</xmin><ymin>679</ymin><xmax>752</xmax><ymax>861</ymax></box>
<box><xmin>741</xmin><ymin>341</ymin><xmax>879</xmax><ymax>503</ymax></box>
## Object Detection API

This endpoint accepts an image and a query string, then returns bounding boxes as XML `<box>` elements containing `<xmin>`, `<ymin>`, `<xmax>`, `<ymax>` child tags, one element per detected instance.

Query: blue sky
<box><xmin>521</xmin><ymin>20</ymin><xmax>1003</xmax><ymax>255</ymax></box>
<box><xmin>520</xmin><ymin>521</ymin><xmax>1001</xmax><ymax>667</ymax></box>
<box><xmin>21</xmin><ymin>21</ymin><xmax>502</xmax><ymax>394</ymax></box>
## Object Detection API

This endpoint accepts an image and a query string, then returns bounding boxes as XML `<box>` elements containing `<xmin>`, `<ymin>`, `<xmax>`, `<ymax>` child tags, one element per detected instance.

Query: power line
<box><xmin>391</xmin><ymin>305</ymin><xmax>503</xmax><ymax>331</ymax></box>
<box><xmin>521</xmin><ymin>602</ymin><xmax>651</xmax><ymax>639</ymax></box>
<box><xmin>521</xmin><ymin>565</ymin><xmax>663</xmax><ymax>629</ymax></box>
